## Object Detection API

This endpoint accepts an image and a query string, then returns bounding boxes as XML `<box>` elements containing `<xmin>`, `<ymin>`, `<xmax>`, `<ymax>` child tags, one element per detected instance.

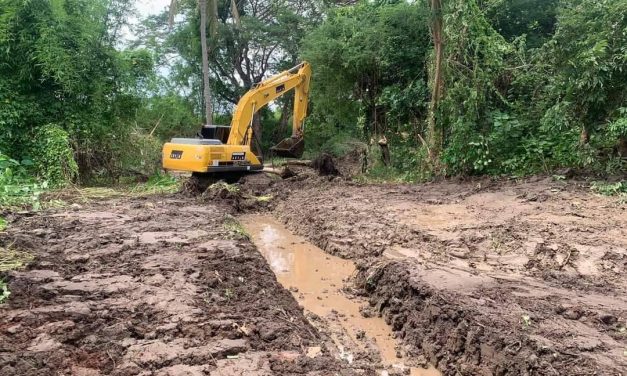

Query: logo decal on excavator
<box><xmin>231</xmin><ymin>152</ymin><xmax>246</xmax><ymax>161</ymax></box>
<box><xmin>170</xmin><ymin>150</ymin><xmax>183</xmax><ymax>160</ymax></box>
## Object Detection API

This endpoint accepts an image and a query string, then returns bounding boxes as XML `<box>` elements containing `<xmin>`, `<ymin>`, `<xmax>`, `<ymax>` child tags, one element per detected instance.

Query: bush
<box><xmin>32</xmin><ymin>124</ymin><xmax>78</xmax><ymax>187</ymax></box>
<box><xmin>0</xmin><ymin>153</ymin><xmax>48</xmax><ymax>209</ymax></box>
<box><xmin>119</xmin><ymin>131</ymin><xmax>164</xmax><ymax>177</ymax></box>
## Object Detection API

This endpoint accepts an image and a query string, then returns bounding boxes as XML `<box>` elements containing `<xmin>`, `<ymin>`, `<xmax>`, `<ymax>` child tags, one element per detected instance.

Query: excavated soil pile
<box><xmin>312</xmin><ymin>154</ymin><xmax>340</xmax><ymax>177</ymax></box>
<box><xmin>272</xmin><ymin>176</ymin><xmax>627</xmax><ymax>375</ymax></box>
<box><xmin>0</xmin><ymin>197</ymin><xmax>367</xmax><ymax>375</ymax></box>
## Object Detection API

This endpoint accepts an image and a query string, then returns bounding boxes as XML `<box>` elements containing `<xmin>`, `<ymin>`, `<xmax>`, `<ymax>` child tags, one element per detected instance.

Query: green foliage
<box><xmin>317</xmin><ymin>133</ymin><xmax>365</xmax><ymax>158</ymax></box>
<box><xmin>439</xmin><ymin>0</ymin><xmax>513</xmax><ymax>175</ymax></box>
<box><xmin>2</xmin><ymin>0</ymin><xmax>624</xmax><ymax>184</ymax></box>
<box><xmin>302</xmin><ymin>2</ymin><xmax>431</xmax><ymax>165</ymax></box>
<box><xmin>130</xmin><ymin>173</ymin><xmax>180</xmax><ymax>195</ymax></box>
<box><xmin>0</xmin><ymin>280</ymin><xmax>9</xmax><ymax>304</ymax></box>
<box><xmin>119</xmin><ymin>131</ymin><xmax>164</xmax><ymax>178</ymax></box>
<box><xmin>486</xmin><ymin>0</ymin><xmax>559</xmax><ymax>48</ymax></box>
<box><xmin>33</xmin><ymin>124</ymin><xmax>78</xmax><ymax>186</ymax></box>
<box><xmin>134</xmin><ymin>94</ymin><xmax>202</xmax><ymax>141</ymax></box>
<box><xmin>607</xmin><ymin>109</ymin><xmax>627</xmax><ymax>140</ymax></box>
<box><xmin>0</xmin><ymin>217</ymin><xmax>6</xmax><ymax>231</ymax></box>
<box><xmin>0</xmin><ymin>0</ymin><xmax>158</xmax><ymax>183</ymax></box>
<box><xmin>302</xmin><ymin>0</ymin><xmax>626</xmax><ymax>178</ymax></box>
<box><xmin>0</xmin><ymin>153</ymin><xmax>48</xmax><ymax>210</ymax></box>
<box><xmin>591</xmin><ymin>181</ymin><xmax>627</xmax><ymax>197</ymax></box>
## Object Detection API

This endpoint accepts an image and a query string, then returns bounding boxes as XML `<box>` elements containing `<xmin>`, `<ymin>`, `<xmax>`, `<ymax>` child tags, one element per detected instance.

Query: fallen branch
<box><xmin>285</xmin><ymin>160</ymin><xmax>313</xmax><ymax>167</ymax></box>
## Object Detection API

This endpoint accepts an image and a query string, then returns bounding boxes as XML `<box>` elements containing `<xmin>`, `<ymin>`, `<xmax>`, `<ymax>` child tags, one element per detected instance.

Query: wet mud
<box><xmin>240</xmin><ymin>215</ymin><xmax>440</xmax><ymax>376</ymax></box>
<box><xmin>2</xmin><ymin>168</ymin><xmax>626</xmax><ymax>375</ymax></box>
<box><xmin>0</xmin><ymin>197</ymin><xmax>369</xmax><ymax>375</ymax></box>
<box><xmin>272</xmin><ymin>175</ymin><xmax>627</xmax><ymax>375</ymax></box>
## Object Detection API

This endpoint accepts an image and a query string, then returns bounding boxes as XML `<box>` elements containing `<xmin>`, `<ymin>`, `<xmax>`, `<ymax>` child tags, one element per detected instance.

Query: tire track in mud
<box><xmin>269</xmin><ymin>175</ymin><xmax>627</xmax><ymax>375</ymax></box>
<box><xmin>0</xmin><ymin>196</ymin><xmax>371</xmax><ymax>375</ymax></box>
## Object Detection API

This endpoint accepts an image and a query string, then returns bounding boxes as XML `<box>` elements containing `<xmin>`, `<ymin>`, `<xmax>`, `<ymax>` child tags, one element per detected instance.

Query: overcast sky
<box><xmin>135</xmin><ymin>0</ymin><xmax>171</xmax><ymax>17</ymax></box>
<box><xmin>120</xmin><ymin>0</ymin><xmax>171</xmax><ymax>44</ymax></box>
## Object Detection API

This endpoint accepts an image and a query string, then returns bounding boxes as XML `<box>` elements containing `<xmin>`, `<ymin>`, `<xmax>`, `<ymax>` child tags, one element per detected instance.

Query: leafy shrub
<box><xmin>119</xmin><ymin>131</ymin><xmax>164</xmax><ymax>177</ymax></box>
<box><xmin>591</xmin><ymin>181</ymin><xmax>627</xmax><ymax>197</ymax></box>
<box><xmin>32</xmin><ymin>124</ymin><xmax>78</xmax><ymax>187</ymax></box>
<box><xmin>0</xmin><ymin>153</ymin><xmax>48</xmax><ymax>209</ymax></box>
<box><xmin>302</xmin><ymin>3</ymin><xmax>431</xmax><ymax>157</ymax></box>
<box><xmin>130</xmin><ymin>173</ymin><xmax>180</xmax><ymax>195</ymax></box>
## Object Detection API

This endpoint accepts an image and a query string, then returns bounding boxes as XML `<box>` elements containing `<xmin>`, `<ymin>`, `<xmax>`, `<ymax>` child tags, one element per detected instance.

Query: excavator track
<box><xmin>184</xmin><ymin>172</ymin><xmax>247</xmax><ymax>194</ymax></box>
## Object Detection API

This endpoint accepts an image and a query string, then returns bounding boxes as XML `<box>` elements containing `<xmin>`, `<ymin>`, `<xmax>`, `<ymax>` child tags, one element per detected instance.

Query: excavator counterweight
<box><xmin>162</xmin><ymin>62</ymin><xmax>312</xmax><ymax>176</ymax></box>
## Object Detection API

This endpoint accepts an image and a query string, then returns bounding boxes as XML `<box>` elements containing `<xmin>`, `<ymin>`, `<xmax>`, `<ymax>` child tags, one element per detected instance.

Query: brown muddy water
<box><xmin>240</xmin><ymin>215</ymin><xmax>440</xmax><ymax>376</ymax></box>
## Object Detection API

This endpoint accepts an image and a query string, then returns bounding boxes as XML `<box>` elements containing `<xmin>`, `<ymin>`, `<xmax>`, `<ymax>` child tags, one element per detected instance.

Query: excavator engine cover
<box><xmin>271</xmin><ymin>137</ymin><xmax>305</xmax><ymax>158</ymax></box>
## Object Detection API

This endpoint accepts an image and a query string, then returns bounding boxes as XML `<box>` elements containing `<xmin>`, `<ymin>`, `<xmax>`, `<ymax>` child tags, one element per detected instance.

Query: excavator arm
<box><xmin>227</xmin><ymin>62</ymin><xmax>311</xmax><ymax>149</ymax></box>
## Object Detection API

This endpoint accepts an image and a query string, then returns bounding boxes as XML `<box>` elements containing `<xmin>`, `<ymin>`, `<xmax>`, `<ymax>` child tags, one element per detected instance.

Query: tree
<box><xmin>302</xmin><ymin>3</ymin><xmax>431</xmax><ymax>167</ymax></box>
<box><xmin>170</xmin><ymin>0</ymin><xmax>219</xmax><ymax>124</ymax></box>
<box><xmin>163</xmin><ymin>0</ymin><xmax>321</xmax><ymax>150</ymax></box>
<box><xmin>0</xmin><ymin>0</ymin><xmax>154</xmax><ymax>182</ymax></box>
<box><xmin>427</xmin><ymin>0</ymin><xmax>444</xmax><ymax>165</ymax></box>
<box><xmin>199</xmin><ymin>0</ymin><xmax>214</xmax><ymax>124</ymax></box>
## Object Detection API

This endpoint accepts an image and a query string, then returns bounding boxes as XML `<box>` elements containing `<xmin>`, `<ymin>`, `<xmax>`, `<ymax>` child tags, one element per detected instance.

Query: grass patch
<box><xmin>130</xmin><ymin>173</ymin><xmax>181</xmax><ymax>195</ymax></box>
<box><xmin>0</xmin><ymin>246</ymin><xmax>34</xmax><ymax>272</ymax></box>
<box><xmin>355</xmin><ymin>163</ymin><xmax>428</xmax><ymax>184</ymax></box>
<box><xmin>0</xmin><ymin>246</ymin><xmax>33</xmax><ymax>305</ymax></box>
<box><xmin>255</xmin><ymin>195</ymin><xmax>273</xmax><ymax>203</ymax></box>
<box><xmin>591</xmin><ymin>181</ymin><xmax>627</xmax><ymax>197</ymax></box>
<box><xmin>0</xmin><ymin>217</ymin><xmax>6</xmax><ymax>231</ymax></box>
<box><xmin>223</xmin><ymin>215</ymin><xmax>249</xmax><ymax>239</ymax></box>
<box><xmin>40</xmin><ymin>173</ymin><xmax>182</xmax><ymax>207</ymax></box>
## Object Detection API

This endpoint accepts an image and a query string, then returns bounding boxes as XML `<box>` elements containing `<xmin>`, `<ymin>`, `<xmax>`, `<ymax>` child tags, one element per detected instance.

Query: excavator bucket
<box><xmin>271</xmin><ymin>136</ymin><xmax>304</xmax><ymax>158</ymax></box>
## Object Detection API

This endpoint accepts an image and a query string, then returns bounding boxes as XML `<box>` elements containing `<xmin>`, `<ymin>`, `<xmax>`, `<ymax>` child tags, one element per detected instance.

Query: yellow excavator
<box><xmin>162</xmin><ymin>62</ymin><xmax>311</xmax><ymax>180</ymax></box>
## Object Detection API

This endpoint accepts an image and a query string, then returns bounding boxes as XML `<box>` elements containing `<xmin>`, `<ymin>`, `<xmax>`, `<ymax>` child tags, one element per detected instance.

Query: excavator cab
<box><xmin>199</xmin><ymin>125</ymin><xmax>231</xmax><ymax>143</ymax></box>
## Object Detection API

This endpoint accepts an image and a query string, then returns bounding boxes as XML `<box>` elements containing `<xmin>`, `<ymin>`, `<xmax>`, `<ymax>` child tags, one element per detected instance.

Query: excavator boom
<box><xmin>162</xmin><ymin>62</ymin><xmax>311</xmax><ymax>174</ymax></box>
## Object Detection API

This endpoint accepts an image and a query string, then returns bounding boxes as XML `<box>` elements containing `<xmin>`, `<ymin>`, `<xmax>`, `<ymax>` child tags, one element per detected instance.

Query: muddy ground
<box><xmin>273</xmin><ymin>173</ymin><xmax>626</xmax><ymax>375</ymax></box>
<box><xmin>1</xmin><ymin>167</ymin><xmax>626</xmax><ymax>376</ymax></box>
<box><xmin>0</xmin><ymin>196</ymin><xmax>370</xmax><ymax>375</ymax></box>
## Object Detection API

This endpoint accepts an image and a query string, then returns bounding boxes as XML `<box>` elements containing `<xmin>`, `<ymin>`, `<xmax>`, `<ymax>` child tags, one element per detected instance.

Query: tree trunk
<box><xmin>231</xmin><ymin>0</ymin><xmax>241</xmax><ymax>27</ymax></box>
<box><xmin>199</xmin><ymin>0</ymin><xmax>213</xmax><ymax>125</ymax></box>
<box><xmin>580</xmin><ymin>125</ymin><xmax>590</xmax><ymax>145</ymax></box>
<box><xmin>276</xmin><ymin>96</ymin><xmax>292</xmax><ymax>139</ymax></box>
<box><xmin>378</xmin><ymin>136</ymin><xmax>391</xmax><ymax>166</ymax></box>
<box><xmin>427</xmin><ymin>0</ymin><xmax>444</xmax><ymax>164</ymax></box>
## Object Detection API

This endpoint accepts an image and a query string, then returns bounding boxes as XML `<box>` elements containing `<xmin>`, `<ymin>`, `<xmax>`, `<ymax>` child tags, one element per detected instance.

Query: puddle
<box><xmin>241</xmin><ymin>215</ymin><xmax>440</xmax><ymax>376</ymax></box>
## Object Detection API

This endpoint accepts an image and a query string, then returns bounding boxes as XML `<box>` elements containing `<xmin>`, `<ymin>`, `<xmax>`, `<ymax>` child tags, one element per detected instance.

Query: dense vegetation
<box><xmin>0</xmin><ymin>0</ymin><xmax>625</xmax><ymax>201</ymax></box>
<box><xmin>303</xmin><ymin>0</ymin><xmax>626</xmax><ymax>179</ymax></box>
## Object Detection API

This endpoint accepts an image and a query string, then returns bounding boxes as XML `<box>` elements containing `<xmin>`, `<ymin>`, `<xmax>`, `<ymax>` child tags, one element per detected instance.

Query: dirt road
<box><xmin>1</xmin><ymin>171</ymin><xmax>625</xmax><ymax>375</ymax></box>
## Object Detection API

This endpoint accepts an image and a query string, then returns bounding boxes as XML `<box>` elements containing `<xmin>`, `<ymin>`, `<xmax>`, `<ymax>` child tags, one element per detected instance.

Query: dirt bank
<box><xmin>0</xmin><ymin>196</ymin><xmax>370</xmax><ymax>375</ymax></box>
<box><xmin>270</xmin><ymin>174</ymin><xmax>626</xmax><ymax>375</ymax></box>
